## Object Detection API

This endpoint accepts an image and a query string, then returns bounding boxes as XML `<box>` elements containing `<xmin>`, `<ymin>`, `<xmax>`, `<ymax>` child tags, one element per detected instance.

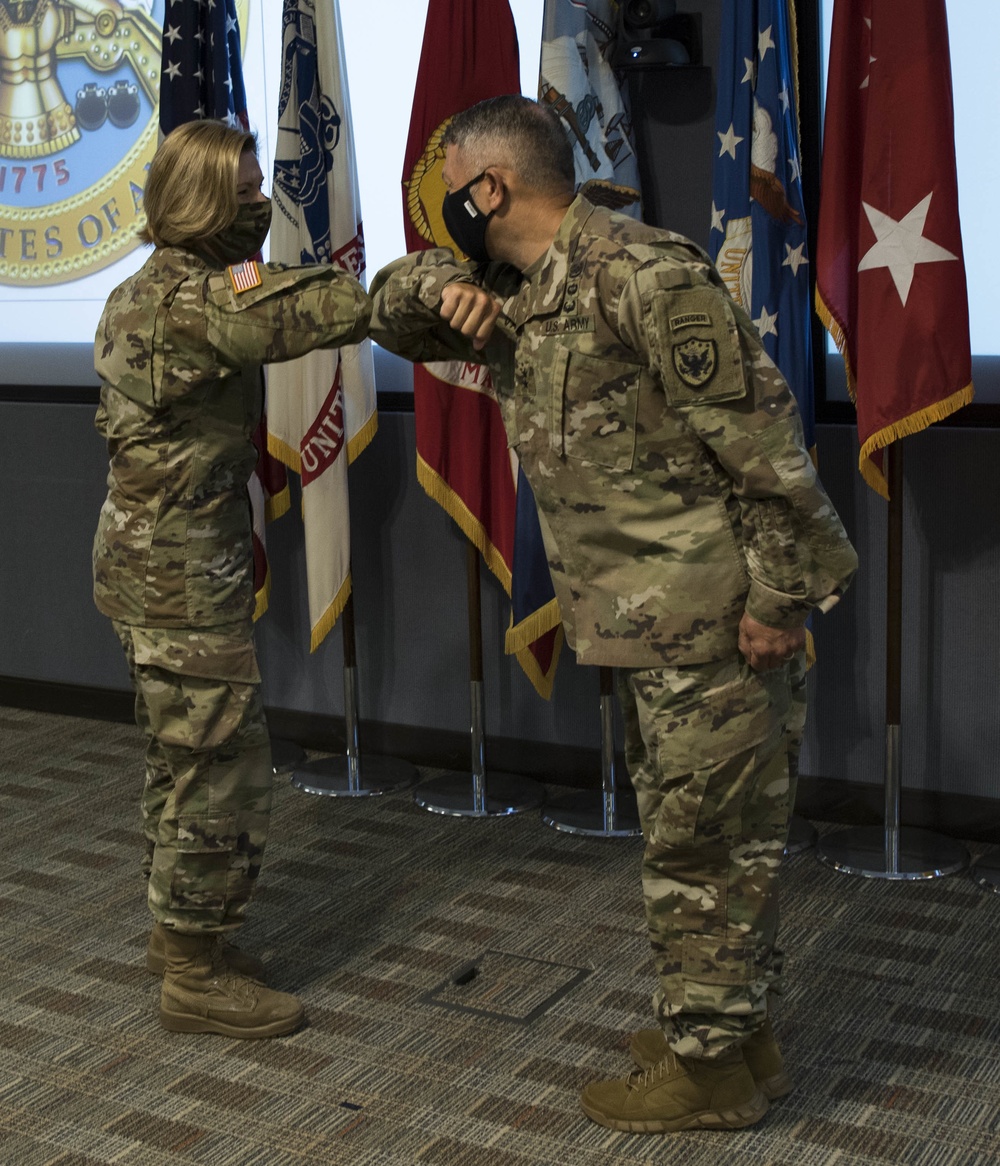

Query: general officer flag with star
<box><xmin>815</xmin><ymin>0</ymin><xmax>972</xmax><ymax>498</ymax></box>
<box><xmin>159</xmin><ymin>0</ymin><xmax>291</xmax><ymax>620</ymax></box>
<box><xmin>710</xmin><ymin>0</ymin><xmax>814</xmax><ymax>452</ymax></box>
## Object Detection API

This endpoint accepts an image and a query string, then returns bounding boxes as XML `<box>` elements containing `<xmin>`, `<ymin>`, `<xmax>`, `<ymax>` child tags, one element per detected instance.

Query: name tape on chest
<box><xmin>228</xmin><ymin>261</ymin><xmax>263</xmax><ymax>295</ymax></box>
<box><xmin>543</xmin><ymin>315</ymin><xmax>595</xmax><ymax>335</ymax></box>
<box><xmin>669</xmin><ymin>311</ymin><xmax>712</xmax><ymax>331</ymax></box>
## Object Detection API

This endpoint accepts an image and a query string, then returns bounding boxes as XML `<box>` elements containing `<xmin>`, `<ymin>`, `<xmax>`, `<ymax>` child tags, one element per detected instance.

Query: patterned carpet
<box><xmin>2</xmin><ymin>706</ymin><xmax>1000</xmax><ymax>1165</ymax></box>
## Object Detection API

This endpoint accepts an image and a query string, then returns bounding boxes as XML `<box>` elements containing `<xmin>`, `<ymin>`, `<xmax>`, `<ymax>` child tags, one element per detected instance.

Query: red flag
<box><xmin>402</xmin><ymin>0</ymin><xmax>562</xmax><ymax>697</ymax></box>
<box><xmin>815</xmin><ymin>0</ymin><xmax>973</xmax><ymax>499</ymax></box>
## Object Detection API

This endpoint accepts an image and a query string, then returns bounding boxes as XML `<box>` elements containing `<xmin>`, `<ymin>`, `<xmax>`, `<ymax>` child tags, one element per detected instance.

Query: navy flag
<box><xmin>710</xmin><ymin>0</ymin><xmax>814</xmax><ymax>451</ymax></box>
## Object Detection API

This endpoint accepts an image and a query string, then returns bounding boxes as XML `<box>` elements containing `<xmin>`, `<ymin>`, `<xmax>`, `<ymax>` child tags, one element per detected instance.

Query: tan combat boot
<box><xmin>159</xmin><ymin>930</ymin><xmax>304</xmax><ymax>1039</ymax></box>
<box><xmin>146</xmin><ymin>922</ymin><xmax>266</xmax><ymax>981</ymax></box>
<box><xmin>628</xmin><ymin>1016</ymin><xmax>793</xmax><ymax>1100</ymax></box>
<box><xmin>580</xmin><ymin>1046</ymin><xmax>768</xmax><ymax>1133</ymax></box>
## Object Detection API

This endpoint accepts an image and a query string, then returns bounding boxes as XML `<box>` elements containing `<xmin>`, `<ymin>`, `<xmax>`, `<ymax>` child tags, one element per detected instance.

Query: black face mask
<box><xmin>204</xmin><ymin>199</ymin><xmax>273</xmax><ymax>265</ymax></box>
<box><xmin>441</xmin><ymin>172</ymin><xmax>494</xmax><ymax>264</ymax></box>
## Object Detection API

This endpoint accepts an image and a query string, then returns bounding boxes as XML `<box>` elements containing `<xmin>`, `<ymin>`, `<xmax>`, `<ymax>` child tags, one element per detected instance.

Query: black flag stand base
<box><xmin>816</xmin><ymin>443</ymin><xmax>968</xmax><ymax>881</ymax></box>
<box><xmin>414</xmin><ymin>545</ymin><xmax>544</xmax><ymax>818</ymax></box>
<box><xmin>785</xmin><ymin>815</ymin><xmax>817</xmax><ymax>857</ymax></box>
<box><xmin>290</xmin><ymin>596</ymin><xmax>418</xmax><ymax>798</ymax></box>
<box><xmin>542</xmin><ymin>667</ymin><xmax>641</xmax><ymax>838</ymax></box>
<box><xmin>270</xmin><ymin>738</ymin><xmax>306</xmax><ymax>774</ymax></box>
<box><xmin>971</xmin><ymin>851</ymin><xmax>1000</xmax><ymax>894</ymax></box>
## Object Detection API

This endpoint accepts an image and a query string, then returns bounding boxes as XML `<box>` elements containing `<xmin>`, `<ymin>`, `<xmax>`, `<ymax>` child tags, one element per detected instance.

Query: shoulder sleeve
<box><xmin>622</xmin><ymin>263</ymin><xmax>858</xmax><ymax>625</ymax></box>
<box><xmin>201</xmin><ymin>261</ymin><xmax>370</xmax><ymax>367</ymax></box>
<box><xmin>369</xmin><ymin>249</ymin><xmax>508</xmax><ymax>365</ymax></box>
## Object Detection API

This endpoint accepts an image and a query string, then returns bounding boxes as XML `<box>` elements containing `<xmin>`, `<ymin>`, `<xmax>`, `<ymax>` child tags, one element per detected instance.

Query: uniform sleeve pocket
<box><xmin>552</xmin><ymin>345</ymin><xmax>640</xmax><ymax>473</ymax></box>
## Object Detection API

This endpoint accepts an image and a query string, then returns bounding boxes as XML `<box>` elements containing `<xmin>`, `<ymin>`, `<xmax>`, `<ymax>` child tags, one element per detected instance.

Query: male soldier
<box><xmin>92</xmin><ymin>120</ymin><xmax>370</xmax><ymax>1038</ymax></box>
<box><xmin>369</xmin><ymin>95</ymin><xmax>857</xmax><ymax>1133</ymax></box>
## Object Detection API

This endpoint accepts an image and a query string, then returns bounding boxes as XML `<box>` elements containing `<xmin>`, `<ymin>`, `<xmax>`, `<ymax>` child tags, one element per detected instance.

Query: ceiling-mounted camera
<box><xmin>613</xmin><ymin>0</ymin><xmax>702</xmax><ymax>69</ymax></box>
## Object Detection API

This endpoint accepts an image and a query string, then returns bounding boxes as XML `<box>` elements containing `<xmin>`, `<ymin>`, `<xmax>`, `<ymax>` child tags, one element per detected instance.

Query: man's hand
<box><xmin>440</xmin><ymin>283</ymin><xmax>502</xmax><ymax>351</ymax></box>
<box><xmin>738</xmin><ymin>613</ymin><xmax>805</xmax><ymax>672</ymax></box>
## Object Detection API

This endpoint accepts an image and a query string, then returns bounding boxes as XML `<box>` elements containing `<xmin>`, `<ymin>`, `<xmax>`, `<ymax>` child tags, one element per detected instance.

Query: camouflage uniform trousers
<box><xmin>113</xmin><ymin>620</ymin><xmax>273</xmax><ymax>935</ymax></box>
<box><xmin>618</xmin><ymin>650</ymin><xmax>808</xmax><ymax>1059</ymax></box>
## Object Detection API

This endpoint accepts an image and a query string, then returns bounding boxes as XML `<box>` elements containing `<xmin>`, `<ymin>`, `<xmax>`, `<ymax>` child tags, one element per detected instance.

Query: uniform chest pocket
<box><xmin>551</xmin><ymin>346</ymin><xmax>641</xmax><ymax>472</ymax></box>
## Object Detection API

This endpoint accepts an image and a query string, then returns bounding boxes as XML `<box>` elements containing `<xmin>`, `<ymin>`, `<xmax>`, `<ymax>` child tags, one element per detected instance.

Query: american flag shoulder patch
<box><xmin>228</xmin><ymin>260</ymin><xmax>262</xmax><ymax>294</ymax></box>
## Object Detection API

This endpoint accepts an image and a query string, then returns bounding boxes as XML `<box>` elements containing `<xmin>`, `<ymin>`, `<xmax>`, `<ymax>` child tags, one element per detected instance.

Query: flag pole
<box><xmin>816</xmin><ymin>441</ymin><xmax>967</xmax><ymax>879</ymax></box>
<box><xmin>413</xmin><ymin>543</ymin><xmax>545</xmax><ymax>817</ymax></box>
<box><xmin>541</xmin><ymin>667</ymin><xmax>640</xmax><ymax>837</ymax></box>
<box><xmin>290</xmin><ymin>591</ymin><xmax>419</xmax><ymax>797</ymax></box>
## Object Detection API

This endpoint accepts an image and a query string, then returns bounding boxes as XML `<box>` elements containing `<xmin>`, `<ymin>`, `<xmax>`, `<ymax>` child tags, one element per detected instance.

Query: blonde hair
<box><xmin>141</xmin><ymin>120</ymin><xmax>258</xmax><ymax>248</ymax></box>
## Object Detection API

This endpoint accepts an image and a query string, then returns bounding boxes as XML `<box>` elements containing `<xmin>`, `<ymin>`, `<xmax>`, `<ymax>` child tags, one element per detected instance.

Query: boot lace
<box><xmin>627</xmin><ymin>1052</ymin><xmax>677</xmax><ymax>1092</ymax></box>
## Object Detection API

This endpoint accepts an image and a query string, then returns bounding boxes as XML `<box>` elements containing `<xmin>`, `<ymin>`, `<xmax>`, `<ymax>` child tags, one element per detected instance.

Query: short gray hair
<box><xmin>442</xmin><ymin>96</ymin><xmax>575</xmax><ymax>196</ymax></box>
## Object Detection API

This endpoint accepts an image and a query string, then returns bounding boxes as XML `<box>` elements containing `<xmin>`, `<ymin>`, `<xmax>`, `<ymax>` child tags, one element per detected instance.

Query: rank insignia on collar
<box><xmin>228</xmin><ymin>260</ymin><xmax>262</xmax><ymax>294</ymax></box>
<box><xmin>673</xmin><ymin>338</ymin><xmax>717</xmax><ymax>387</ymax></box>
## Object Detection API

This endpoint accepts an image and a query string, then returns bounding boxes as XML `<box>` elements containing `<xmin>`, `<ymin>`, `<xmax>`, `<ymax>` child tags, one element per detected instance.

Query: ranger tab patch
<box><xmin>669</xmin><ymin>311</ymin><xmax>712</xmax><ymax>331</ymax></box>
<box><xmin>228</xmin><ymin>260</ymin><xmax>262</xmax><ymax>294</ymax></box>
<box><xmin>673</xmin><ymin>338</ymin><xmax>717</xmax><ymax>387</ymax></box>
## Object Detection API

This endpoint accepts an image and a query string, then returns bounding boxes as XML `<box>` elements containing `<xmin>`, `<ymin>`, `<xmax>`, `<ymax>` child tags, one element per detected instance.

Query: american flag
<box><xmin>159</xmin><ymin>0</ymin><xmax>247</xmax><ymax>131</ymax></box>
<box><xmin>229</xmin><ymin>259</ymin><xmax>262</xmax><ymax>294</ymax></box>
<box><xmin>158</xmin><ymin>0</ymin><xmax>290</xmax><ymax>618</ymax></box>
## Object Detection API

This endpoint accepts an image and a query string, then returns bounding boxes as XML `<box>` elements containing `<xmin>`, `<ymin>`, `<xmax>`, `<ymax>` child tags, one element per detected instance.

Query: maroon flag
<box><xmin>402</xmin><ymin>0</ymin><xmax>562</xmax><ymax>697</ymax></box>
<box><xmin>815</xmin><ymin>0</ymin><xmax>973</xmax><ymax>498</ymax></box>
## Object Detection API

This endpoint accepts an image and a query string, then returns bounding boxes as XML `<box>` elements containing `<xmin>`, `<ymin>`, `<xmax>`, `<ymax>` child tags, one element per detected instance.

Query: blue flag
<box><xmin>710</xmin><ymin>0</ymin><xmax>814</xmax><ymax>450</ymax></box>
<box><xmin>159</xmin><ymin>1</ymin><xmax>248</xmax><ymax>132</ymax></box>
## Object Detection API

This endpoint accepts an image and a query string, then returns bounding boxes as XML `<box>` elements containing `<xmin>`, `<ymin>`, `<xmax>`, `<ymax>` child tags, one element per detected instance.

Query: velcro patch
<box><xmin>672</xmin><ymin>338</ymin><xmax>717</xmax><ymax>387</ymax></box>
<box><xmin>228</xmin><ymin>260</ymin><xmax>262</xmax><ymax>294</ymax></box>
<box><xmin>669</xmin><ymin>311</ymin><xmax>711</xmax><ymax>331</ymax></box>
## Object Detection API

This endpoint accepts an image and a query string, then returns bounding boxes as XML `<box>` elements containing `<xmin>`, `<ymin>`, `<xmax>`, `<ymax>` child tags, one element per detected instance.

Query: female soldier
<box><xmin>92</xmin><ymin>120</ymin><xmax>370</xmax><ymax>1039</ymax></box>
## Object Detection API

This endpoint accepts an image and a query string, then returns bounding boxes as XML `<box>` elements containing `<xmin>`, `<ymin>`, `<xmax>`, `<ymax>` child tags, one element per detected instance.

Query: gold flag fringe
<box><xmin>513</xmin><ymin>624</ymin><xmax>564</xmax><ymax>701</ymax></box>
<box><xmin>310</xmin><ymin>572</ymin><xmax>352</xmax><ymax>653</ymax></box>
<box><xmin>265</xmin><ymin>482</ymin><xmax>291</xmax><ymax>523</ymax></box>
<box><xmin>505</xmin><ymin>596</ymin><xmax>562</xmax><ymax>655</ymax></box>
<box><xmin>252</xmin><ymin>565</ymin><xmax>272</xmax><ymax>623</ymax></box>
<box><xmin>417</xmin><ymin>454</ymin><xmax>565</xmax><ymax>699</ymax></box>
<box><xmin>347</xmin><ymin>410</ymin><xmax>378</xmax><ymax>464</ymax></box>
<box><xmin>267</xmin><ymin>430</ymin><xmax>301</xmax><ymax>474</ymax></box>
<box><xmin>857</xmin><ymin>383</ymin><xmax>975</xmax><ymax>499</ymax></box>
<box><xmin>815</xmin><ymin>290</ymin><xmax>974</xmax><ymax>499</ymax></box>
<box><xmin>416</xmin><ymin>454</ymin><xmax>513</xmax><ymax>592</ymax></box>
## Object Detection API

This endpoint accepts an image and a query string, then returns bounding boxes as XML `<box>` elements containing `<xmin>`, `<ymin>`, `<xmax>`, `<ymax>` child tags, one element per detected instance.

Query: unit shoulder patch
<box><xmin>672</xmin><ymin>338</ymin><xmax>717</xmax><ymax>387</ymax></box>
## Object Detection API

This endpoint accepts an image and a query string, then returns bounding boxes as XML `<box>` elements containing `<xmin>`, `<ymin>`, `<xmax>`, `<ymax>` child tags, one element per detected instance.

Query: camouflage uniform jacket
<box><xmin>93</xmin><ymin>247</ymin><xmax>370</xmax><ymax>627</ymax></box>
<box><xmin>370</xmin><ymin>195</ymin><xmax>858</xmax><ymax>668</ymax></box>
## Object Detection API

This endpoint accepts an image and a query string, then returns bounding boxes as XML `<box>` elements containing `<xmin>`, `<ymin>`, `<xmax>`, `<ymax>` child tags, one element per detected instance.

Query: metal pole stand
<box><xmin>291</xmin><ymin>595</ymin><xmax>418</xmax><ymax>797</ymax></box>
<box><xmin>971</xmin><ymin>850</ymin><xmax>1000</xmax><ymax>893</ymax></box>
<box><xmin>816</xmin><ymin>443</ymin><xmax>967</xmax><ymax>880</ymax></box>
<box><xmin>542</xmin><ymin>667</ymin><xmax>641</xmax><ymax>837</ymax></box>
<box><xmin>414</xmin><ymin>545</ymin><xmax>544</xmax><ymax>818</ymax></box>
